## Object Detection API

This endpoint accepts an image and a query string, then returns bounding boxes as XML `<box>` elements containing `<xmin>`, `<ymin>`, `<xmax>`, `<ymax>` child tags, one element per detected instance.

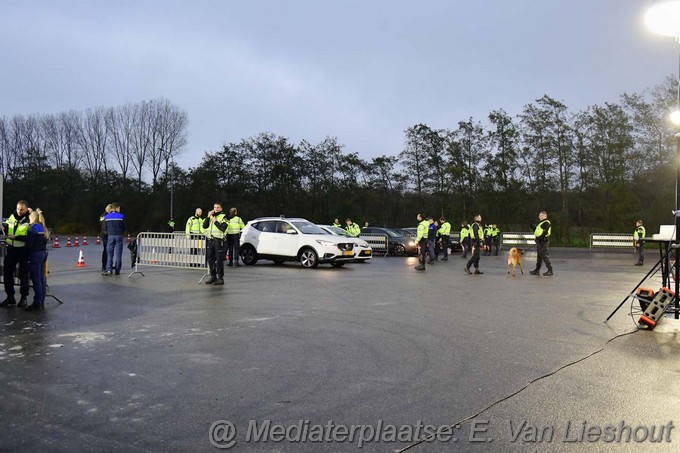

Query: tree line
<box><xmin>1</xmin><ymin>78</ymin><xmax>677</xmax><ymax>245</ymax></box>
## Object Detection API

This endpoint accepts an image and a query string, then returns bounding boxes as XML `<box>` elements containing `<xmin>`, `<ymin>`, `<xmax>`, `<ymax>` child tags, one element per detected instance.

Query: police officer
<box><xmin>345</xmin><ymin>218</ymin><xmax>361</xmax><ymax>237</ymax></box>
<box><xmin>438</xmin><ymin>217</ymin><xmax>451</xmax><ymax>261</ymax></box>
<box><xmin>185</xmin><ymin>208</ymin><xmax>204</xmax><ymax>267</ymax></box>
<box><xmin>25</xmin><ymin>209</ymin><xmax>49</xmax><ymax>311</ymax></box>
<box><xmin>530</xmin><ymin>211</ymin><xmax>553</xmax><ymax>276</ymax></box>
<box><xmin>1</xmin><ymin>200</ymin><xmax>31</xmax><ymax>307</ymax></box>
<box><xmin>414</xmin><ymin>213</ymin><xmax>430</xmax><ymax>271</ymax></box>
<box><xmin>99</xmin><ymin>204</ymin><xmax>112</xmax><ymax>271</ymax></box>
<box><xmin>226</xmin><ymin>207</ymin><xmax>245</xmax><ymax>267</ymax></box>
<box><xmin>464</xmin><ymin>214</ymin><xmax>484</xmax><ymax>275</ymax></box>
<box><xmin>634</xmin><ymin>220</ymin><xmax>646</xmax><ymax>266</ymax></box>
<box><xmin>167</xmin><ymin>219</ymin><xmax>175</xmax><ymax>233</ymax></box>
<box><xmin>203</xmin><ymin>202</ymin><xmax>227</xmax><ymax>285</ymax></box>
<box><xmin>460</xmin><ymin>221</ymin><xmax>470</xmax><ymax>258</ymax></box>
<box><xmin>332</xmin><ymin>218</ymin><xmax>341</xmax><ymax>228</ymax></box>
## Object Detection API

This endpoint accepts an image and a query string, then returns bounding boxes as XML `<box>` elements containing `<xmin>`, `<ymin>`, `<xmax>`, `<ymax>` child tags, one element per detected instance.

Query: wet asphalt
<box><xmin>0</xmin><ymin>245</ymin><xmax>679</xmax><ymax>452</ymax></box>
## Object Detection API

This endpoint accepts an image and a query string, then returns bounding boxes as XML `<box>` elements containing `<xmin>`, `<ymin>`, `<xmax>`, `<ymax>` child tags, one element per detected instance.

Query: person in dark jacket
<box><xmin>99</xmin><ymin>204</ymin><xmax>112</xmax><ymax>271</ymax></box>
<box><xmin>102</xmin><ymin>202</ymin><xmax>127</xmax><ymax>276</ymax></box>
<box><xmin>25</xmin><ymin>209</ymin><xmax>49</xmax><ymax>311</ymax></box>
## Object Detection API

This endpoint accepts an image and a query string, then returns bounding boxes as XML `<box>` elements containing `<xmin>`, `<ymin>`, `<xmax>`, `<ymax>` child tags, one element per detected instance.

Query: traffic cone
<box><xmin>53</xmin><ymin>236</ymin><xmax>60</xmax><ymax>248</ymax></box>
<box><xmin>149</xmin><ymin>248</ymin><xmax>158</xmax><ymax>263</ymax></box>
<box><xmin>75</xmin><ymin>249</ymin><xmax>86</xmax><ymax>267</ymax></box>
<box><xmin>96</xmin><ymin>235</ymin><xmax>101</xmax><ymax>245</ymax></box>
<box><xmin>83</xmin><ymin>236</ymin><xmax>88</xmax><ymax>246</ymax></box>
<box><xmin>127</xmin><ymin>233</ymin><xmax>131</xmax><ymax>243</ymax></box>
<box><xmin>66</xmin><ymin>235</ymin><xmax>72</xmax><ymax>247</ymax></box>
<box><xmin>74</xmin><ymin>235</ymin><xmax>80</xmax><ymax>247</ymax></box>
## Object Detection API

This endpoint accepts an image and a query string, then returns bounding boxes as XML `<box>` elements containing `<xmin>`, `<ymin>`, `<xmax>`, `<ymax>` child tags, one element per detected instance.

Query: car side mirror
<box><xmin>286</xmin><ymin>229</ymin><xmax>297</xmax><ymax>235</ymax></box>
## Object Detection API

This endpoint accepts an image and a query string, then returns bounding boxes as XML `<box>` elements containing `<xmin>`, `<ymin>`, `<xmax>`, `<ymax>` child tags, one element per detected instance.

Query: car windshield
<box><xmin>292</xmin><ymin>221</ymin><xmax>326</xmax><ymax>235</ymax></box>
<box><xmin>328</xmin><ymin>226</ymin><xmax>350</xmax><ymax>236</ymax></box>
<box><xmin>382</xmin><ymin>228</ymin><xmax>404</xmax><ymax>238</ymax></box>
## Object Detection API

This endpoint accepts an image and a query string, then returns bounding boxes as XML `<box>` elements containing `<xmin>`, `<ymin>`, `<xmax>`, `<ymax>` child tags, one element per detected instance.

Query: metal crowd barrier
<box><xmin>501</xmin><ymin>232</ymin><xmax>535</xmax><ymax>246</ymax></box>
<box><xmin>358</xmin><ymin>233</ymin><xmax>389</xmax><ymax>256</ymax></box>
<box><xmin>589</xmin><ymin>233</ymin><xmax>634</xmax><ymax>251</ymax></box>
<box><xmin>131</xmin><ymin>232</ymin><xmax>208</xmax><ymax>277</ymax></box>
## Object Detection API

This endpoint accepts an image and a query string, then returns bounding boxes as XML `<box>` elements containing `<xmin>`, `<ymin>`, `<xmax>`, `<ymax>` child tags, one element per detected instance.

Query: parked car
<box><xmin>360</xmin><ymin>227</ymin><xmax>418</xmax><ymax>256</ymax></box>
<box><xmin>398</xmin><ymin>226</ymin><xmax>462</xmax><ymax>252</ymax></box>
<box><xmin>239</xmin><ymin>217</ymin><xmax>357</xmax><ymax>268</ymax></box>
<box><xmin>318</xmin><ymin>225</ymin><xmax>373</xmax><ymax>262</ymax></box>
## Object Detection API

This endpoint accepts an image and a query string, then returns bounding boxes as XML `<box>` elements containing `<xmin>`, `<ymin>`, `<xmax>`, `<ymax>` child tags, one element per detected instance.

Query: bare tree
<box><xmin>106</xmin><ymin>104</ymin><xmax>136</xmax><ymax>179</ymax></box>
<box><xmin>78</xmin><ymin>107</ymin><xmax>109</xmax><ymax>179</ymax></box>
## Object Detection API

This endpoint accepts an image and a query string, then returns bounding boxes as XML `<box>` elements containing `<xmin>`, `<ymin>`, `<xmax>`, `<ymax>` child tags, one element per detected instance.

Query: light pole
<box><xmin>645</xmin><ymin>0</ymin><xmax>680</xmax><ymax>318</ymax></box>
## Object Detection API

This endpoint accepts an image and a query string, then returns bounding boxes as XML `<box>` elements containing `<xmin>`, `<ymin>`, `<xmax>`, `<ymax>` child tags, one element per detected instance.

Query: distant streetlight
<box><xmin>646</xmin><ymin>0</ymin><xmax>680</xmax><ymax>317</ymax></box>
<box><xmin>160</xmin><ymin>147</ymin><xmax>174</xmax><ymax>225</ymax></box>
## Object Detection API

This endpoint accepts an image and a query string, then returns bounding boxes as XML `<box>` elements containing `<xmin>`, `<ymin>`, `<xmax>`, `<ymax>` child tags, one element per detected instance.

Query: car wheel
<box><xmin>240</xmin><ymin>245</ymin><xmax>258</xmax><ymax>265</ymax></box>
<box><xmin>331</xmin><ymin>262</ymin><xmax>345</xmax><ymax>268</ymax></box>
<box><xmin>299</xmin><ymin>248</ymin><xmax>319</xmax><ymax>268</ymax></box>
<box><xmin>392</xmin><ymin>244</ymin><xmax>406</xmax><ymax>256</ymax></box>
<box><xmin>272</xmin><ymin>259</ymin><xmax>285</xmax><ymax>265</ymax></box>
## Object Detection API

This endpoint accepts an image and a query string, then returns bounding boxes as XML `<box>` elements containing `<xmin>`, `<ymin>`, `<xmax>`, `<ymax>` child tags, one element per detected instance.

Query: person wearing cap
<box><xmin>530</xmin><ymin>211</ymin><xmax>553</xmax><ymax>276</ymax></box>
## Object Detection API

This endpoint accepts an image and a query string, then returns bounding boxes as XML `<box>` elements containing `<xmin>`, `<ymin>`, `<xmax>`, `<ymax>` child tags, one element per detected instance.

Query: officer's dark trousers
<box><xmin>101</xmin><ymin>234</ymin><xmax>108</xmax><ymax>271</ymax></box>
<box><xmin>462</xmin><ymin>238</ymin><xmax>470</xmax><ymax>257</ymax></box>
<box><xmin>419</xmin><ymin>238</ymin><xmax>428</xmax><ymax>266</ymax></box>
<box><xmin>4</xmin><ymin>246</ymin><xmax>29</xmax><ymax>299</ymax></box>
<box><xmin>535</xmin><ymin>240</ymin><xmax>552</xmax><ymax>271</ymax></box>
<box><xmin>29</xmin><ymin>250</ymin><xmax>47</xmax><ymax>305</ymax></box>
<box><xmin>226</xmin><ymin>234</ymin><xmax>240</xmax><ymax>264</ymax></box>
<box><xmin>207</xmin><ymin>239</ymin><xmax>225</xmax><ymax>278</ymax></box>
<box><xmin>466</xmin><ymin>242</ymin><xmax>481</xmax><ymax>270</ymax></box>
<box><xmin>441</xmin><ymin>235</ymin><xmax>450</xmax><ymax>258</ymax></box>
<box><xmin>493</xmin><ymin>237</ymin><xmax>500</xmax><ymax>256</ymax></box>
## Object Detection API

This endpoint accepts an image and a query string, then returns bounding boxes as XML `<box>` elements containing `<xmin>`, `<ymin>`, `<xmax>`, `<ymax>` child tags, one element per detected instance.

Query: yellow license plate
<box><xmin>364</xmin><ymin>250</ymin><xmax>372</xmax><ymax>255</ymax></box>
<box><xmin>343</xmin><ymin>251</ymin><xmax>353</xmax><ymax>256</ymax></box>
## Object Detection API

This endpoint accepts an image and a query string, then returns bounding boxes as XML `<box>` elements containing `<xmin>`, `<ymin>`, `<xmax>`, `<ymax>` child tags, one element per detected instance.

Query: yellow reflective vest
<box><xmin>5</xmin><ymin>213</ymin><xmax>30</xmax><ymax>247</ymax></box>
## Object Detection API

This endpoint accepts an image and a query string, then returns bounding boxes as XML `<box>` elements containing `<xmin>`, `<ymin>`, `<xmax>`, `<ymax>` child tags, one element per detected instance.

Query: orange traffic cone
<box><xmin>66</xmin><ymin>235</ymin><xmax>72</xmax><ymax>247</ymax></box>
<box><xmin>74</xmin><ymin>235</ymin><xmax>80</xmax><ymax>247</ymax></box>
<box><xmin>83</xmin><ymin>236</ymin><xmax>88</xmax><ymax>246</ymax></box>
<box><xmin>75</xmin><ymin>249</ymin><xmax>86</xmax><ymax>267</ymax></box>
<box><xmin>149</xmin><ymin>248</ymin><xmax>158</xmax><ymax>263</ymax></box>
<box><xmin>53</xmin><ymin>236</ymin><xmax>60</xmax><ymax>248</ymax></box>
<box><xmin>127</xmin><ymin>233</ymin><xmax>131</xmax><ymax>243</ymax></box>
<box><xmin>96</xmin><ymin>235</ymin><xmax>101</xmax><ymax>245</ymax></box>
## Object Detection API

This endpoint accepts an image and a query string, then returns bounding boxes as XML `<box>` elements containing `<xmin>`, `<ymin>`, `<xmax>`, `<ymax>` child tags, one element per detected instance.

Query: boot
<box><xmin>543</xmin><ymin>269</ymin><xmax>553</xmax><ymax>276</ymax></box>
<box><xmin>464</xmin><ymin>267</ymin><xmax>472</xmax><ymax>274</ymax></box>
<box><xmin>474</xmin><ymin>268</ymin><xmax>484</xmax><ymax>275</ymax></box>
<box><xmin>441</xmin><ymin>256</ymin><xmax>448</xmax><ymax>261</ymax></box>
<box><xmin>18</xmin><ymin>296</ymin><xmax>27</xmax><ymax>308</ymax></box>
<box><xmin>205</xmin><ymin>276</ymin><xmax>216</xmax><ymax>284</ymax></box>
<box><xmin>634</xmin><ymin>261</ymin><xmax>643</xmax><ymax>266</ymax></box>
<box><xmin>24</xmin><ymin>304</ymin><xmax>44</xmax><ymax>312</ymax></box>
<box><xmin>0</xmin><ymin>298</ymin><xmax>16</xmax><ymax>307</ymax></box>
<box><xmin>414</xmin><ymin>264</ymin><xmax>425</xmax><ymax>271</ymax></box>
<box><xmin>213</xmin><ymin>278</ymin><xmax>224</xmax><ymax>285</ymax></box>
<box><xmin>529</xmin><ymin>269</ymin><xmax>540</xmax><ymax>275</ymax></box>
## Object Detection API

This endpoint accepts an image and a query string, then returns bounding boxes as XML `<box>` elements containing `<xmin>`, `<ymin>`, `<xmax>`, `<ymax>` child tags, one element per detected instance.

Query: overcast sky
<box><xmin>0</xmin><ymin>0</ymin><xmax>676</xmax><ymax>169</ymax></box>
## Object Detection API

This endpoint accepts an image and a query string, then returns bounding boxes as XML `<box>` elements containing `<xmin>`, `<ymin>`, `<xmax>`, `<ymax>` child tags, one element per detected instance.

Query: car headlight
<box><xmin>316</xmin><ymin>240</ymin><xmax>335</xmax><ymax>246</ymax></box>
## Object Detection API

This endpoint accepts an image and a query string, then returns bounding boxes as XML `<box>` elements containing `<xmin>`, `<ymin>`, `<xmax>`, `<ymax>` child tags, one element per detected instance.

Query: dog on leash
<box><xmin>507</xmin><ymin>247</ymin><xmax>524</xmax><ymax>276</ymax></box>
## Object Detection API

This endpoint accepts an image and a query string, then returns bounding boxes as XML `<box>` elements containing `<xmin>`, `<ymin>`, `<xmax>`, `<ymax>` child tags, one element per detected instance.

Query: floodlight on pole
<box><xmin>646</xmin><ymin>0</ymin><xmax>680</xmax><ymax>319</ymax></box>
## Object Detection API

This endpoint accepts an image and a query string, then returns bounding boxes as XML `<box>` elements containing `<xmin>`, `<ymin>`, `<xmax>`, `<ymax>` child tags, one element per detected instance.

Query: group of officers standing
<box><xmin>184</xmin><ymin>203</ymin><xmax>245</xmax><ymax>285</ymax></box>
<box><xmin>414</xmin><ymin>211</ymin><xmax>554</xmax><ymax>276</ymax></box>
<box><xmin>0</xmin><ymin>200</ymin><xmax>50</xmax><ymax>311</ymax></box>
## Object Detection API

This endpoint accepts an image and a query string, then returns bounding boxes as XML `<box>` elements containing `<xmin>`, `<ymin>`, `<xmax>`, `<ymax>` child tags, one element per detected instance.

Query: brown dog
<box><xmin>507</xmin><ymin>247</ymin><xmax>524</xmax><ymax>276</ymax></box>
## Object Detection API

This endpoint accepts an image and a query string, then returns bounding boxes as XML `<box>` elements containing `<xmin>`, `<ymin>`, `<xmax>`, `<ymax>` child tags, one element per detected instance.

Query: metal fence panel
<box><xmin>358</xmin><ymin>233</ymin><xmax>389</xmax><ymax>256</ymax></box>
<box><xmin>135</xmin><ymin>232</ymin><xmax>207</xmax><ymax>269</ymax></box>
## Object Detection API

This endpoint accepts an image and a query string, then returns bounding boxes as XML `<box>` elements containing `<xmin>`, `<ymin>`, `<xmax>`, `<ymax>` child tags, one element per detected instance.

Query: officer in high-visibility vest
<box><xmin>332</xmin><ymin>218</ymin><xmax>341</xmax><ymax>228</ymax></box>
<box><xmin>226</xmin><ymin>207</ymin><xmax>245</xmax><ymax>267</ymax></box>
<box><xmin>483</xmin><ymin>224</ymin><xmax>494</xmax><ymax>256</ymax></box>
<box><xmin>460</xmin><ymin>221</ymin><xmax>470</xmax><ymax>258</ymax></box>
<box><xmin>1</xmin><ymin>200</ymin><xmax>31</xmax><ymax>307</ymax></box>
<box><xmin>464</xmin><ymin>214</ymin><xmax>484</xmax><ymax>275</ymax></box>
<box><xmin>167</xmin><ymin>219</ymin><xmax>175</xmax><ymax>233</ymax></box>
<box><xmin>345</xmin><ymin>218</ymin><xmax>361</xmax><ymax>237</ymax></box>
<box><xmin>437</xmin><ymin>217</ymin><xmax>451</xmax><ymax>261</ymax></box>
<box><xmin>185</xmin><ymin>208</ymin><xmax>204</xmax><ymax>267</ymax></box>
<box><xmin>491</xmin><ymin>224</ymin><xmax>501</xmax><ymax>256</ymax></box>
<box><xmin>414</xmin><ymin>213</ymin><xmax>430</xmax><ymax>271</ymax></box>
<box><xmin>202</xmin><ymin>202</ymin><xmax>228</xmax><ymax>285</ymax></box>
<box><xmin>530</xmin><ymin>211</ymin><xmax>553</xmax><ymax>276</ymax></box>
<box><xmin>634</xmin><ymin>220</ymin><xmax>646</xmax><ymax>266</ymax></box>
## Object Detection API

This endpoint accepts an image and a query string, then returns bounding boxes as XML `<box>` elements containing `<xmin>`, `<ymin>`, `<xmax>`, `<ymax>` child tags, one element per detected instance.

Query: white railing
<box><xmin>131</xmin><ymin>232</ymin><xmax>208</xmax><ymax>276</ymax></box>
<box><xmin>501</xmin><ymin>232</ymin><xmax>536</xmax><ymax>246</ymax></box>
<box><xmin>589</xmin><ymin>233</ymin><xmax>634</xmax><ymax>250</ymax></box>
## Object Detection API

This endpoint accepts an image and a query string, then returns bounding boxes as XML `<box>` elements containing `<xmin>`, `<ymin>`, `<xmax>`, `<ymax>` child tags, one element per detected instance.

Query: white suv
<box><xmin>318</xmin><ymin>225</ymin><xmax>373</xmax><ymax>262</ymax></box>
<box><xmin>239</xmin><ymin>217</ymin><xmax>357</xmax><ymax>268</ymax></box>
